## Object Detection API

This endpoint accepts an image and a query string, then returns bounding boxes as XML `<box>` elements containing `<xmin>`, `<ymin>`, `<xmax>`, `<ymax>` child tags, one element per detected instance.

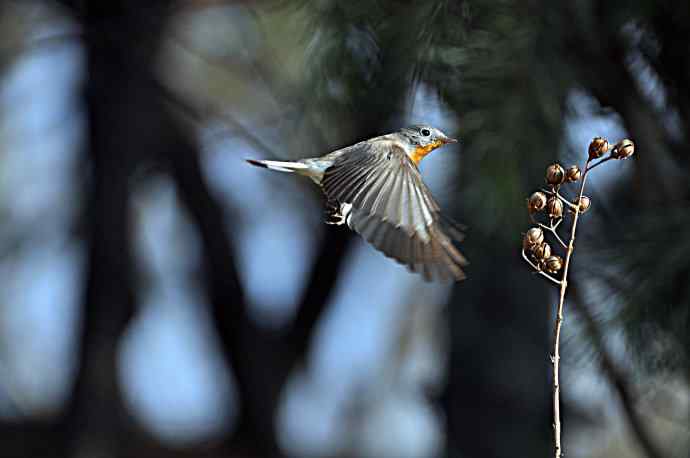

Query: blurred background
<box><xmin>0</xmin><ymin>1</ymin><xmax>687</xmax><ymax>457</ymax></box>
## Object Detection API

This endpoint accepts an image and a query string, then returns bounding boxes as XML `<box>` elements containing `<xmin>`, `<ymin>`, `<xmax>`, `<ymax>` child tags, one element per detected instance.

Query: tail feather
<box><xmin>246</xmin><ymin>159</ymin><xmax>309</xmax><ymax>173</ymax></box>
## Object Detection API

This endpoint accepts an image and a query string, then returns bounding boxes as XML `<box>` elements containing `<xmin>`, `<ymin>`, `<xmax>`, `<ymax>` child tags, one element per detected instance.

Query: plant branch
<box><xmin>551</xmin><ymin>157</ymin><xmax>591</xmax><ymax>458</ymax></box>
<box><xmin>521</xmin><ymin>249</ymin><xmax>563</xmax><ymax>285</ymax></box>
<box><xmin>536</xmin><ymin>221</ymin><xmax>568</xmax><ymax>249</ymax></box>
<box><xmin>586</xmin><ymin>155</ymin><xmax>614</xmax><ymax>171</ymax></box>
<box><xmin>542</xmin><ymin>187</ymin><xmax>580</xmax><ymax>211</ymax></box>
<box><xmin>528</xmin><ymin>211</ymin><xmax>568</xmax><ymax>249</ymax></box>
<box><xmin>523</xmin><ymin>140</ymin><xmax>635</xmax><ymax>457</ymax></box>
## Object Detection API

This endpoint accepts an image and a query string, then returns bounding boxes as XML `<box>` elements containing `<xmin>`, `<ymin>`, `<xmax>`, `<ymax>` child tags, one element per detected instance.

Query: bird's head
<box><xmin>399</xmin><ymin>124</ymin><xmax>458</xmax><ymax>165</ymax></box>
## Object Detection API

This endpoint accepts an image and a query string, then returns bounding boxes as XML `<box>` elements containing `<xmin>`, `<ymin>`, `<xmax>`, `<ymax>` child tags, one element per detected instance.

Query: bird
<box><xmin>246</xmin><ymin>124</ymin><xmax>467</xmax><ymax>281</ymax></box>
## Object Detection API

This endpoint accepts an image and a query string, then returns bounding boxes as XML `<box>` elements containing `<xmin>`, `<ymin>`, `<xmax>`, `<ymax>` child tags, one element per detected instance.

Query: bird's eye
<box><xmin>420</xmin><ymin>128</ymin><xmax>431</xmax><ymax>137</ymax></box>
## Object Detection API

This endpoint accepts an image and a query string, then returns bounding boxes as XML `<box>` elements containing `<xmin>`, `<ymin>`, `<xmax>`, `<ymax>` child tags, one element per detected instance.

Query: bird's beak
<box><xmin>441</xmin><ymin>136</ymin><xmax>458</xmax><ymax>144</ymax></box>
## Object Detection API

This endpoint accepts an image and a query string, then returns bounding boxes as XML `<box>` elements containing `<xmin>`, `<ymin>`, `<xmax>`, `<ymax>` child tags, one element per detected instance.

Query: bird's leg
<box><xmin>324</xmin><ymin>201</ymin><xmax>353</xmax><ymax>226</ymax></box>
<box><xmin>324</xmin><ymin>200</ymin><xmax>345</xmax><ymax>225</ymax></box>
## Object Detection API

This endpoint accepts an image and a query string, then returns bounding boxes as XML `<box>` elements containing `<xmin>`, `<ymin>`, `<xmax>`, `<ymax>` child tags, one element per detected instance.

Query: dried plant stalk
<box><xmin>552</xmin><ymin>157</ymin><xmax>590</xmax><ymax>457</ymax></box>
<box><xmin>521</xmin><ymin>137</ymin><xmax>635</xmax><ymax>458</ymax></box>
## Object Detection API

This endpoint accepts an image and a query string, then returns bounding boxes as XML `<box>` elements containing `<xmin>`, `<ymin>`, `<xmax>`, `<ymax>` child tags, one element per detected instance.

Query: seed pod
<box><xmin>588</xmin><ymin>137</ymin><xmax>609</xmax><ymax>159</ymax></box>
<box><xmin>528</xmin><ymin>192</ymin><xmax>548</xmax><ymax>213</ymax></box>
<box><xmin>612</xmin><ymin>139</ymin><xmax>635</xmax><ymax>159</ymax></box>
<box><xmin>546</xmin><ymin>196</ymin><xmax>564</xmax><ymax>219</ymax></box>
<box><xmin>533</xmin><ymin>242</ymin><xmax>551</xmax><ymax>260</ymax></box>
<box><xmin>546</xmin><ymin>163</ymin><xmax>565</xmax><ymax>185</ymax></box>
<box><xmin>578</xmin><ymin>196</ymin><xmax>591</xmax><ymax>213</ymax></box>
<box><xmin>565</xmin><ymin>165</ymin><xmax>581</xmax><ymax>182</ymax></box>
<box><xmin>524</xmin><ymin>227</ymin><xmax>544</xmax><ymax>249</ymax></box>
<box><xmin>545</xmin><ymin>255</ymin><xmax>563</xmax><ymax>274</ymax></box>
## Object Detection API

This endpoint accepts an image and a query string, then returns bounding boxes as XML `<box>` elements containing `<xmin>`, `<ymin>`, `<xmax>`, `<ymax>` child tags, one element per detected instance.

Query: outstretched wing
<box><xmin>321</xmin><ymin>140</ymin><xmax>467</xmax><ymax>281</ymax></box>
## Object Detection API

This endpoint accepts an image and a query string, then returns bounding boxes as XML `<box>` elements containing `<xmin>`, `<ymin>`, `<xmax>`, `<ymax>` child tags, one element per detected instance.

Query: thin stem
<box><xmin>556</xmin><ymin>190</ymin><xmax>580</xmax><ymax>211</ymax></box>
<box><xmin>586</xmin><ymin>155</ymin><xmax>614</xmax><ymax>171</ymax></box>
<box><xmin>551</xmin><ymin>158</ymin><xmax>591</xmax><ymax>458</ymax></box>
<box><xmin>521</xmin><ymin>250</ymin><xmax>563</xmax><ymax>285</ymax></box>
<box><xmin>537</xmin><ymin>222</ymin><xmax>568</xmax><ymax>249</ymax></box>
<box><xmin>541</xmin><ymin>187</ymin><xmax>580</xmax><ymax>211</ymax></box>
<box><xmin>529</xmin><ymin>213</ymin><xmax>568</xmax><ymax>249</ymax></box>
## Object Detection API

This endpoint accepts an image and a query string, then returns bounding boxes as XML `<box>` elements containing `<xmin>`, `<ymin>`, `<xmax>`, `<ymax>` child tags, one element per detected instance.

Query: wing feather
<box><xmin>370</xmin><ymin>167</ymin><xmax>397</xmax><ymax>216</ymax></box>
<box><xmin>321</xmin><ymin>140</ymin><xmax>467</xmax><ymax>281</ymax></box>
<box><xmin>359</xmin><ymin>166</ymin><xmax>393</xmax><ymax>210</ymax></box>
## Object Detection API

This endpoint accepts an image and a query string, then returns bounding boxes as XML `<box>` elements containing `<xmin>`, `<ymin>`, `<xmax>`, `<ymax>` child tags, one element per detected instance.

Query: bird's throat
<box><xmin>409</xmin><ymin>141</ymin><xmax>443</xmax><ymax>165</ymax></box>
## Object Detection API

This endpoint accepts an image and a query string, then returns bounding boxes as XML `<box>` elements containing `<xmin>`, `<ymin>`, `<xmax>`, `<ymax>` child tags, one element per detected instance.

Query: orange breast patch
<box><xmin>409</xmin><ymin>140</ymin><xmax>443</xmax><ymax>165</ymax></box>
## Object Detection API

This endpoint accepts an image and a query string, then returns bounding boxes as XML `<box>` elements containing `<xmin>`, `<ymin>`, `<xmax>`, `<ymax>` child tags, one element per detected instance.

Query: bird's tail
<box><xmin>246</xmin><ymin>159</ymin><xmax>310</xmax><ymax>173</ymax></box>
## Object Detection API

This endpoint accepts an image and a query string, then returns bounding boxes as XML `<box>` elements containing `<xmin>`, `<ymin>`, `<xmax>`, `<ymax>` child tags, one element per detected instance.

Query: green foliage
<box><xmin>264</xmin><ymin>0</ymin><xmax>690</xmax><ymax>386</ymax></box>
<box><xmin>286</xmin><ymin>1</ymin><xmax>452</xmax><ymax>140</ymax></box>
<box><xmin>273</xmin><ymin>1</ymin><xmax>689</xmax><ymax>382</ymax></box>
<box><xmin>421</xmin><ymin>1</ymin><xmax>573</xmax><ymax>235</ymax></box>
<box><xmin>589</xmin><ymin>204</ymin><xmax>690</xmax><ymax>375</ymax></box>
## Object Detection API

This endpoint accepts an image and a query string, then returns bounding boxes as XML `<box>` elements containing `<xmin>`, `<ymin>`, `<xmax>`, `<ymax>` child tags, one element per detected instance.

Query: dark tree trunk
<box><xmin>52</xmin><ymin>2</ymin><xmax>363</xmax><ymax>456</ymax></box>
<box><xmin>58</xmin><ymin>2</ymin><xmax>173</xmax><ymax>457</ymax></box>
<box><xmin>442</xmin><ymin>244</ymin><xmax>552</xmax><ymax>458</ymax></box>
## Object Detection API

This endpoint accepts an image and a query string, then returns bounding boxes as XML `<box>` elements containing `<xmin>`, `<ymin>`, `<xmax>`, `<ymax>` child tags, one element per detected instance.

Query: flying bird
<box><xmin>246</xmin><ymin>125</ymin><xmax>467</xmax><ymax>281</ymax></box>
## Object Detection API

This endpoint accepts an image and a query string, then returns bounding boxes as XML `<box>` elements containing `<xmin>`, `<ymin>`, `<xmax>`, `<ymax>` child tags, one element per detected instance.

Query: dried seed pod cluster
<box><xmin>520</xmin><ymin>135</ymin><xmax>635</xmax><ymax>458</ymax></box>
<box><xmin>521</xmin><ymin>161</ymin><xmax>585</xmax><ymax>275</ymax></box>
<box><xmin>523</xmin><ymin>227</ymin><xmax>558</xmax><ymax>271</ymax></box>
<box><xmin>521</xmin><ymin>136</ymin><xmax>635</xmax><ymax>281</ymax></box>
